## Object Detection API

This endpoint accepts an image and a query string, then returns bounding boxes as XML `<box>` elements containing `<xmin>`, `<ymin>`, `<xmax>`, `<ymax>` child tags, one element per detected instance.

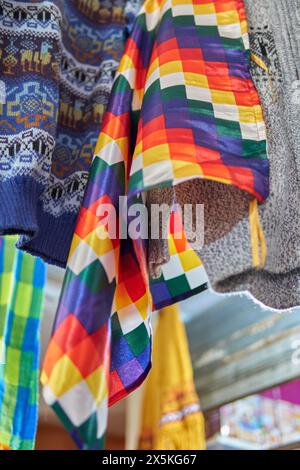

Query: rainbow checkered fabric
<box><xmin>42</xmin><ymin>0</ymin><xmax>268</xmax><ymax>449</ymax></box>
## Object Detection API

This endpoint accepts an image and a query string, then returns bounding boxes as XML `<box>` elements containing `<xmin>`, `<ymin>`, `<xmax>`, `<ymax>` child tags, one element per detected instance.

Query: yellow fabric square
<box><xmin>94</xmin><ymin>132</ymin><xmax>113</xmax><ymax>155</ymax></box>
<box><xmin>168</xmin><ymin>235</ymin><xmax>177</xmax><ymax>256</ymax></box>
<box><xmin>134</xmin><ymin>293</ymin><xmax>150</xmax><ymax>320</ymax></box>
<box><xmin>68</xmin><ymin>233</ymin><xmax>82</xmax><ymax>260</ymax></box>
<box><xmin>85</xmin><ymin>229</ymin><xmax>115</xmax><ymax>258</ymax></box>
<box><xmin>144</xmin><ymin>0</ymin><xmax>160</xmax><ymax>14</ymax></box>
<box><xmin>14</xmin><ymin>282</ymin><xmax>32</xmax><ymax>317</ymax></box>
<box><xmin>133</xmin><ymin>140</ymin><xmax>143</xmax><ymax>158</ymax></box>
<box><xmin>238</xmin><ymin>106</ymin><xmax>258</xmax><ymax>123</ymax></box>
<box><xmin>172</xmin><ymin>162</ymin><xmax>203</xmax><ymax>180</ymax></box>
<box><xmin>216</xmin><ymin>10</ymin><xmax>239</xmax><ymax>26</ymax></box>
<box><xmin>159</xmin><ymin>61</ymin><xmax>183</xmax><ymax>76</ymax></box>
<box><xmin>241</xmin><ymin>19</ymin><xmax>247</xmax><ymax>34</ymax></box>
<box><xmin>5</xmin><ymin>348</ymin><xmax>20</xmax><ymax>385</ymax></box>
<box><xmin>148</xmin><ymin>57</ymin><xmax>159</xmax><ymax>79</ymax></box>
<box><xmin>0</xmin><ymin>431</ymin><xmax>10</xmax><ymax>444</ymax></box>
<box><xmin>143</xmin><ymin>144</ymin><xmax>170</xmax><ymax>166</ymax></box>
<box><xmin>179</xmin><ymin>250</ymin><xmax>202</xmax><ymax>271</ymax></box>
<box><xmin>193</xmin><ymin>3</ymin><xmax>216</xmax><ymax>15</ymax></box>
<box><xmin>252</xmin><ymin>104</ymin><xmax>264</xmax><ymax>122</ymax></box>
<box><xmin>118</xmin><ymin>54</ymin><xmax>135</xmax><ymax>74</ymax></box>
<box><xmin>211</xmin><ymin>89</ymin><xmax>236</xmax><ymax>105</ymax></box>
<box><xmin>86</xmin><ymin>367</ymin><xmax>107</xmax><ymax>405</ymax></box>
<box><xmin>47</xmin><ymin>355</ymin><xmax>83</xmax><ymax>397</ymax></box>
<box><xmin>184</xmin><ymin>72</ymin><xmax>209</xmax><ymax>88</ymax></box>
<box><xmin>84</xmin><ymin>230</ymin><xmax>114</xmax><ymax>258</ymax></box>
<box><xmin>172</xmin><ymin>0</ymin><xmax>193</xmax><ymax>5</ymax></box>
<box><xmin>0</xmin><ymin>272</ymin><xmax>13</xmax><ymax>306</ymax></box>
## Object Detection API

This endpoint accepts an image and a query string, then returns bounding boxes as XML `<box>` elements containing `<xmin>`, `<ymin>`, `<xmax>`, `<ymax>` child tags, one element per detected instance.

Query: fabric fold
<box><xmin>42</xmin><ymin>0</ymin><xmax>267</xmax><ymax>449</ymax></box>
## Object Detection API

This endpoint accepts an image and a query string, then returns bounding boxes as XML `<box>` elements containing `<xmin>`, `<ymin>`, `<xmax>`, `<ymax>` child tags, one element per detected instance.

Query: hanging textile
<box><xmin>0</xmin><ymin>237</ymin><xmax>46</xmax><ymax>450</ymax></box>
<box><xmin>42</xmin><ymin>0</ymin><xmax>267</xmax><ymax>449</ymax></box>
<box><xmin>187</xmin><ymin>0</ymin><xmax>300</xmax><ymax>310</ymax></box>
<box><xmin>139</xmin><ymin>305</ymin><xmax>206</xmax><ymax>450</ymax></box>
<box><xmin>0</xmin><ymin>237</ymin><xmax>16</xmax><ymax>366</ymax></box>
<box><xmin>0</xmin><ymin>0</ymin><xmax>140</xmax><ymax>267</ymax></box>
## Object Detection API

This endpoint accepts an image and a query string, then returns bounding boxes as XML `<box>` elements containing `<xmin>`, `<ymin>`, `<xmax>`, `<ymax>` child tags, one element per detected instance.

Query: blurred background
<box><xmin>37</xmin><ymin>267</ymin><xmax>300</xmax><ymax>450</ymax></box>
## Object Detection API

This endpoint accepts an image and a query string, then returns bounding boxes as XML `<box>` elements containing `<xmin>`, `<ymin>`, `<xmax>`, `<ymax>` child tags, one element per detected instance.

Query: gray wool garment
<box><xmin>147</xmin><ymin>0</ymin><xmax>300</xmax><ymax>310</ymax></box>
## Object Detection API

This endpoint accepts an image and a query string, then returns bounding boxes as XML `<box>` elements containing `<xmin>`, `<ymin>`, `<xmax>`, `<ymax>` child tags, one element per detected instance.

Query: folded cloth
<box><xmin>0</xmin><ymin>236</ymin><xmax>46</xmax><ymax>450</ymax></box>
<box><xmin>139</xmin><ymin>304</ymin><xmax>206</xmax><ymax>451</ymax></box>
<box><xmin>41</xmin><ymin>0</ymin><xmax>267</xmax><ymax>450</ymax></box>
<box><xmin>210</xmin><ymin>0</ymin><xmax>300</xmax><ymax>310</ymax></box>
<box><xmin>0</xmin><ymin>0</ymin><xmax>139</xmax><ymax>267</ymax></box>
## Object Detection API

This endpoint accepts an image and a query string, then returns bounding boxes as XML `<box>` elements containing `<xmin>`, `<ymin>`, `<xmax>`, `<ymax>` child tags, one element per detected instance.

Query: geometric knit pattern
<box><xmin>42</xmin><ymin>0</ymin><xmax>268</xmax><ymax>450</ymax></box>
<box><xmin>0</xmin><ymin>236</ymin><xmax>46</xmax><ymax>450</ymax></box>
<box><xmin>0</xmin><ymin>0</ymin><xmax>141</xmax><ymax>266</ymax></box>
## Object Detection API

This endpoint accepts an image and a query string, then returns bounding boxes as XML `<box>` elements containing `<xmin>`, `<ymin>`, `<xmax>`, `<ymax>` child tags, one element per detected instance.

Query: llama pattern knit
<box><xmin>0</xmin><ymin>0</ymin><xmax>141</xmax><ymax>266</ymax></box>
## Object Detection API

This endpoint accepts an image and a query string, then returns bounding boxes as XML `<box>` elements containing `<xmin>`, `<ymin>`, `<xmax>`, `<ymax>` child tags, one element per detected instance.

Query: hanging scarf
<box><xmin>42</xmin><ymin>0</ymin><xmax>267</xmax><ymax>449</ymax></box>
<box><xmin>139</xmin><ymin>304</ymin><xmax>206</xmax><ymax>450</ymax></box>
<box><xmin>0</xmin><ymin>237</ymin><xmax>46</xmax><ymax>450</ymax></box>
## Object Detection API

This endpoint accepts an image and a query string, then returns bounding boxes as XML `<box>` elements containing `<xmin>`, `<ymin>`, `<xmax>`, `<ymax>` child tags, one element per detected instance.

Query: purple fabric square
<box><xmin>151</xmin><ymin>280</ymin><xmax>172</xmax><ymax>307</ymax></box>
<box><xmin>117</xmin><ymin>357</ymin><xmax>144</xmax><ymax>388</ymax></box>
<box><xmin>141</xmin><ymin>95</ymin><xmax>164</xmax><ymax>124</ymax></box>
<box><xmin>84</xmin><ymin>166</ymin><xmax>123</xmax><ymax>206</ymax></box>
<box><xmin>108</xmin><ymin>89</ymin><xmax>133</xmax><ymax>115</ymax></box>
<box><xmin>58</xmin><ymin>271</ymin><xmax>115</xmax><ymax>334</ymax></box>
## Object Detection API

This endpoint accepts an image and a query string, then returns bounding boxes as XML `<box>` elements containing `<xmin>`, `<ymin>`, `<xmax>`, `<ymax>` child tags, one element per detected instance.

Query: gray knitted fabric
<box><xmin>211</xmin><ymin>0</ymin><xmax>300</xmax><ymax>309</ymax></box>
<box><xmin>147</xmin><ymin>0</ymin><xmax>300</xmax><ymax>310</ymax></box>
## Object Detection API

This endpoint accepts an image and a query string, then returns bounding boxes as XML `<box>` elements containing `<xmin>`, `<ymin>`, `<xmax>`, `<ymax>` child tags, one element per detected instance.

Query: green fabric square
<box><xmin>166</xmin><ymin>274</ymin><xmax>190</xmax><ymax>297</ymax></box>
<box><xmin>5</xmin><ymin>348</ymin><xmax>20</xmax><ymax>386</ymax></box>
<box><xmin>161</xmin><ymin>85</ymin><xmax>187</xmax><ymax>102</ymax></box>
<box><xmin>174</xmin><ymin>15</ymin><xmax>196</xmax><ymax>26</ymax></box>
<box><xmin>216</xmin><ymin>118</ymin><xmax>241</xmax><ymax>138</ymax></box>
<box><xmin>125</xmin><ymin>323</ymin><xmax>149</xmax><ymax>356</ymax></box>
<box><xmin>12</xmin><ymin>282</ymin><xmax>33</xmax><ymax>318</ymax></box>
<box><xmin>188</xmin><ymin>100</ymin><xmax>214</xmax><ymax>118</ymax></box>
<box><xmin>242</xmin><ymin>139</ymin><xmax>267</xmax><ymax>159</ymax></box>
<box><xmin>111</xmin><ymin>313</ymin><xmax>123</xmax><ymax>339</ymax></box>
<box><xmin>90</xmin><ymin>158</ymin><xmax>110</xmax><ymax>179</ymax></box>
<box><xmin>78</xmin><ymin>411</ymin><xmax>98</xmax><ymax>447</ymax></box>
<box><xmin>19</xmin><ymin>352</ymin><xmax>34</xmax><ymax>387</ymax></box>
<box><xmin>221</xmin><ymin>36</ymin><xmax>244</xmax><ymax>51</ymax></box>
<box><xmin>52</xmin><ymin>402</ymin><xmax>75</xmax><ymax>434</ymax></box>
<box><xmin>8</xmin><ymin>315</ymin><xmax>26</xmax><ymax>349</ymax></box>
<box><xmin>128</xmin><ymin>169</ymin><xmax>144</xmax><ymax>191</ymax></box>
<box><xmin>114</xmin><ymin>74</ymin><xmax>131</xmax><ymax>93</ymax></box>
<box><xmin>79</xmin><ymin>260</ymin><xmax>109</xmax><ymax>295</ymax></box>
<box><xmin>196</xmin><ymin>25</ymin><xmax>219</xmax><ymax>36</ymax></box>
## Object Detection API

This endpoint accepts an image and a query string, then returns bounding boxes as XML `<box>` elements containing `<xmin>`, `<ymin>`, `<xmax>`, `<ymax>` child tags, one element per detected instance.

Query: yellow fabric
<box><xmin>249</xmin><ymin>198</ymin><xmax>267</xmax><ymax>269</ymax></box>
<box><xmin>139</xmin><ymin>304</ymin><xmax>206</xmax><ymax>450</ymax></box>
<box><xmin>251</xmin><ymin>53</ymin><xmax>268</xmax><ymax>72</ymax></box>
<box><xmin>0</xmin><ymin>444</ymin><xmax>10</xmax><ymax>450</ymax></box>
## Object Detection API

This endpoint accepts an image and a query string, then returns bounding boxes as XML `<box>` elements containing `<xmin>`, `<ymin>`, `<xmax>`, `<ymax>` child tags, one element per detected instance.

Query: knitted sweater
<box><xmin>0</xmin><ymin>0</ymin><xmax>140</xmax><ymax>266</ymax></box>
<box><xmin>209</xmin><ymin>0</ymin><xmax>300</xmax><ymax>309</ymax></box>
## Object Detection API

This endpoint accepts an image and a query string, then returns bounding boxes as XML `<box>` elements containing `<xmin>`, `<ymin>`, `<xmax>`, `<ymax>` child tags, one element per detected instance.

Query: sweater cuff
<box><xmin>18</xmin><ymin>206</ymin><xmax>77</xmax><ymax>268</ymax></box>
<box><xmin>0</xmin><ymin>177</ymin><xmax>41</xmax><ymax>237</ymax></box>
